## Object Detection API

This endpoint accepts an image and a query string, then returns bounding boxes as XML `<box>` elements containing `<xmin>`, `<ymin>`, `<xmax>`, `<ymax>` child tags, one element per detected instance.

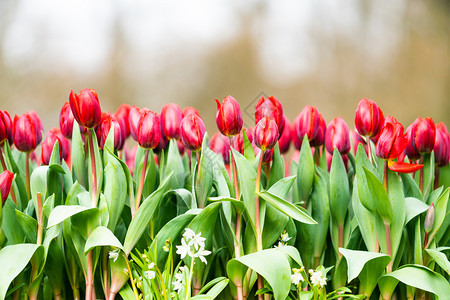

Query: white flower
<box><xmin>173</xmin><ymin>270</ymin><xmax>184</xmax><ymax>292</ymax></box>
<box><xmin>176</xmin><ymin>238</ymin><xmax>192</xmax><ymax>259</ymax></box>
<box><xmin>310</xmin><ymin>270</ymin><xmax>327</xmax><ymax>288</ymax></box>
<box><xmin>109</xmin><ymin>250</ymin><xmax>119</xmax><ymax>262</ymax></box>
<box><xmin>144</xmin><ymin>270</ymin><xmax>156</xmax><ymax>280</ymax></box>
<box><xmin>291</xmin><ymin>268</ymin><xmax>304</xmax><ymax>286</ymax></box>
<box><xmin>189</xmin><ymin>232</ymin><xmax>206</xmax><ymax>251</ymax></box>
<box><xmin>148</xmin><ymin>262</ymin><xmax>155</xmax><ymax>269</ymax></box>
<box><xmin>183</xmin><ymin>228</ymin><xmax>196</xmax><ymax>240</ymax></box>
<box><xmin>193</xmin><ymin>246</ymin><xmax>212</xmax><ymax>264</ymax></box>
<box><xmin>274</xmin><ymin>241</ymin><xmax>283</xmax><ymax>248</ymax></box>
<box><xmin>280</xmin><ymin>231</ymin><xmax>291</xmax><ymax>243</ymax></box>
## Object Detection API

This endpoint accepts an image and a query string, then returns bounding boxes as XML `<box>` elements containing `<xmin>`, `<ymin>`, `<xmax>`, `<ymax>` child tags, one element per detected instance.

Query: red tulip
<box><xmin>262</xmin><ymin>147</ymin><xmax>274</xmax><ymax>164</ymax></box>
<box><xmin>434</xmin><ymin>123</ymin><xmax>450</xmax><ymax>167</ymax></box>
<box><xmin>69</xmin><ymin>89</ymin><xmax>101</xmax><ymax>129</ymax></box>
<box><xmin>411</xmin><ymin>117</ymin><xmax>436</xmax><ymax>154</ymax></box>
<box><xmin>41</xmin><ymin>128</ymin><xmax>69</xmax><ymax>165</ymax></box>
<box><xmin>129</xmin><ymin>106</ymin><xmax>150</xmax><ymax>141</ymax></box>
<box><xmin>233</xmin><ymin>127</ymin><xmax>254</xmax><ymax>155</ymax></box>
<box><xmin>294</xmin><ymin>105</ymin><xmax>321</xmax><ymax>148</ymax></box>
<box><xmin>114</xmin><ymin>104</ymin><xmax>132</xmax><ymax>138</ymax></box>
<box><xmin>13</xmin><ymin>112</ymin><xmax>42</xmax><ymax>153</ymax></box>
<box><xmin>278</xmin><ymin>115</ymin><xmax>291</xmax><ymax>154</ymax></box>
<box><xmin>355</xmin><ymin>98</ymin><xmax>384</xmax><ymax>138</ymax></box>
<box><xmin>209</xmin><ymin>132</ymin><xmax>231</xmax><ymax>164</ymax></box>
<box><xmin>215</xmin><ymin>96</ymin><xmax>243</xmax><ymax>137</ymax></box>
<box><xmin>351</xmin><ymin>130</ymin><xmax>366</xmax><ymax>156</ymax></box>
<box><xmin>254</xmin><ymin>117</ymin><xmax>279</xmax><ymax>151</ymax></box>
<box><xmin>0</xmin><ymin>170</ymin><xmax>14</xmax><ymax>204</ymax></box>
<box><xmin>180</xmin><ymin>114</ymin><xmax>206</xmax><ymax>152</ymax></box>
<box><xmin>97</xmin><ymin>114</ymin><xmax>125</xmax><ymax>151</ymax></box>
<box><xmin>183</xmin><ymin>106</ymin><xmax>201</xmax><ymax>118</ymax></box>
<box><xmin>154</xmin><ymin>132</ymin><xmax>168</xmax><ymax>154</ymax></box>
<box><xmin>325</xmin><ymin>117</ymin><xmax>350</xmax><ymax>155</ymax></box>
<box><xmin>326</xmin><ymin>151</ymin><xmax>349</xmax><ymax>172</ymax></box>
<box><xmin>160</xmin><ymin>103</ymin><xmax>183</xmax><ymax>140</ymax></box>
<box><xmin>255</xmin><ymin>96</ymin><xmax>284</xmax><ymax>136</ymax></box>
<box><xmin>311</xmin><ymin>113</ymin><xmax>326</xmax><ymax>147</ymax></box>
<box><xmin>0</xmin><ymin>110</ymin><xmax>13</xmax><ymax>145</ymax></box>
<box><xmin>402</xmin><ymin>123</ymin><xmax>420</xmax><ymax>162</ymax></box>
<box><xmin>59</xmin><ymin>102</ymin><xmax>75</xmax><ymax>139</ymax></box>
<box><xmin>137</xmin><ymin>111</ymin><xmax>161</xmax><ymax>149</ymax></box>
<box><xmin>177</xmin><ymin>139</ymin><xmax>186</xmax><ymax>156</ymax></box>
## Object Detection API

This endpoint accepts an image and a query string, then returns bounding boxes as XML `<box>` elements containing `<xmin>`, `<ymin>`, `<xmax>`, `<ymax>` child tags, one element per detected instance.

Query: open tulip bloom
<box><xmin>0</xmin><ymin>92</ymin><xmax>448</xmax><ymax>300</ymax></box>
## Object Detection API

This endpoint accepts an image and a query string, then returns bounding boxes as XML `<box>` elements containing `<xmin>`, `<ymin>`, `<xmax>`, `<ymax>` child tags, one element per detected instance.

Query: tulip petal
<box><xmin>388</xmin><ymin>161</ymin><xmax>423</xmax><ymax>173</ymax></box>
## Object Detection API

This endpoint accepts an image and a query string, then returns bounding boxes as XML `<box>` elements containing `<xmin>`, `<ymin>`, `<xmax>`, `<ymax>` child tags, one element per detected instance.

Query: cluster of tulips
<box><xmin>0</xmin><ymin>89</ymin><xmax>448</xmax><ymax>300</ymax></box>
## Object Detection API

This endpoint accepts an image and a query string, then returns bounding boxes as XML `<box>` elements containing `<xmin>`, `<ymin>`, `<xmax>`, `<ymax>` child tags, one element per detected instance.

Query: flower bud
<box><xmin>375</xmin><ymin>116</ymin><xmax>408</xmax><ymax>160</ymax></box>
<box><xmin>137</xmin><ymin>111</ymin><xmax>161</xmax><ymax>149</ymax></box>
<box><xmin>69</xmin><ymin>89</ymin><xmax>101</xmax><ymax>129</ymax></box>
<box><xmin>41</xmin><ymin>127</ymin><xmax>69</xmax><ymax>165</ymax></box>
<box><xmin>215</xmin><ymin>96</ymin><xmax>243</xmax><ymax>137</ymax></box>
<box><xmin>351</xmin><ymin>130</ymin><xmax>366</xmax><ymax>156</ymax></box>
<box><xmin>114</xmin><ymin>104</ymin><xmax>132</xmax><ymax>139</ymax></box>
<box><xmin>434</xmin><ymin>123</ymin><xmax>450</xmax><ymax>167</ymax></box>
<box><xmin>183</xmin><ymin>106</ymin><xmax>200</xmax><ymax>118</ymax></box>
<box><xmin>294</xmin><ymin>105</ymin><xmax>321</xmax><ymax>148</ymax></box>
<box><xmin>180</xmin><ymin>114</ymin><xmax>206</xmax><ymax>152</ymax></box>
<box><xmin>255</xmin><ymin>96</ymin><xmax>284</xmax><ymax>136</ymax></box>
<box><xmin>59</xmin><ymin>102</ymin><xmax>75</xmax><ymax>139</ymax></box>
<box><xmin>278</xmin><ymin>115</ymin><xmax>291</xmax><ymax>154</ymax></box>
<box><xmin>403</xmin><ymin>123</ymin><xmax>420</xmax><ymax>162</ymax></box>
<box><xmin>254</xmin><ymin>117</ymin><xmax>279</xmax><ymax>151</ymax></box>
<box><xmin>411</xmin><ymin>117</ymin><xmax>436</xmax><ymax>154</ymax></box>
<box><xmin>233</xmin><ymin>127</ymin><xmax>254</xmax><ymax>155</ymax></box>
<box><xmin>424</xmin><ymin>203</ymin><xmax>435</xmax><ymax>233</ymax></box>
<box><xmin>311</xmin><ymin>113</ymin><xmax>326</xmax><ymax>147</ymax></box>
<box><xmin>97</xmin><ymin>114</ymin><xmax>125</xmax><ymax>150</ymax></box>
<box><xmin>160</xmin><ymin>103</ymin><xmax>183</xmax><ymax>140</ymax></box>
<box><xmin>129</xmin><ymin>106</ymin><xmax>150</xmax><ymax>141</ymax></box>
<box><xmin>13</xmin><ymin>112</ymin><xmax>43</xmax><ymax>153</ymax></box>
<box><xmin>355</xmin><ymin>98</ymin><xmax>384</xmax><ymax>138</ymax></box>
<box><xmin>0</xmin><ymin>170</ymin><xmax>14</xmax><ymax>204</ymax></box>
<box><xmin>325</xmin><ymin>117</ymin><xmax>350</xmax><ymax>155</ymax></box>
<box><xmin>0</xmin><ymin>110</ymin><xmax>13</xmax><ymax>145</ymax></box>
<box><xmin>209</xmin><ymin>132</ymin><xmax>231</xmax><ymax>164</ymax></box>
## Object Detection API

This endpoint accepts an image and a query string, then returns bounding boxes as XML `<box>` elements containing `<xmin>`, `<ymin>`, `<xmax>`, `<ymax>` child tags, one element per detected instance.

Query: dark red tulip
<box><xmin>294</xmin><ymin>105</ymin><xmax>321</xmax><ymax>148</ymax></box>
<box><xmin>255</xmin><ymin>96</ymin><xmax>284</xmax><ymax>136</ymax></box>
<box><xmin>180</xmin><ymin>114</ymin><xmax>206</xmax><ymax>152</ymax></box>
<box><xmin>59</xmin><ymin>102</ymin><xmax>75</xmax><ymax>139</ymax></box>
<box><xmin>215</xmin><ymin>96</ymin><xmax>243</xmax><ymax>137</ymax></box>
<box><xmin>325</xmin><ymin>117</ymin><xmax>350</xmax><ymax>155</ymax></box>
<box><xmin>351</xmin><ymin>130</ymin><xmax>366</xmax><ymax>156</ymax></box>
<box><xmin>160</xmin><ymin>103</ymin><xmax>183</xmax><ymax>140</ymax></box>
<box><xmin>292</xmin><ymin>115</ymin><xmax>302</xmax><ymax>150</ymax></box>
<box><xmin>177</xmin><ymin>140</ymin><xmax>186</xmax><ymax>156</ymax></box>
<box><xmin>129</xmin><ymin>106</ymin><xmax>150</xmax><ymax>141</ymax></box>
<box><xmin>0</xmin><ymin>170</ymin><xmax>14</xmax><ymax>204</ymax></box>
<box><xmin>183</xmin><ymin>107</ymin><xmax>200</xmax><ymax>118</ymax></box>
<box><xmin>209</xmin><ymin>132</ymin><xmax>231</xmax><ymax>164</ymax></box>
<box><xmin>434</xmin><ymin>123</ymin><xmax>450</xmax><ymax>167</ymax></box>
<box><xmin>403</xmin><ymin>123</ymin><xmax>420</xmax><ymax>162</ymax></box>
<box><xmin>41</xmin><ymin>127</ymin><xmax>69</xmax><ymax>165</ymax></box>
<box><xmin>97</xmin><ymin>114</ymin><xmax>125</xmax><ymax>150</ymax></box>
<box><xmin>137</xmin><ymin>111</ymin><xmax>161</xmax><ymax>149</ymax></box>
<box><xmin>233</xmin><ymin>127</ymin><xmax>254</xmax><ymax>155</ymax></box>
<box><xmin>13</xmin><ymin>112</ymin><xmax>42</xmax><ymax>153</ymax></box>
<box><xmin>411</xmin><ymin>117</ymin><xmax>436</xmax><ymax>154</ymax></box>
<box><xmin>311</xmin><ymin>113</ymin><xmax>326</xmax><ymax>147</ymax></box>
<box><xmin>326</xmin><ymin>151</ymin><xmax>349</xmax><ymax>172</ymax></box>
<box><xmin>69</xmin><ymin>89</ymin><xmax>101</xmax><ymax>129</ymax></box>
<box><xmin>355</xmin><ymin>98</ymin><xmax>384</xmax><ymax>138</ymax></box>
<box><xmin>114</xmin><ymin>104</ymin><xmax>132</xmax><ymax>138</ymax></box>
<box><xmin>0</xmin><ymin>110</ymin><xmax>13</xmax><ymax>145</ymax></box>
<box><xmin>254</xmin><ymin>117</ymin><xmax>279</xmax><ymax>151</ymax></box>
<box><xmin>278</xmin><ymin>115</ymin><xmax>291</xmax><ymax>154</ymax></box>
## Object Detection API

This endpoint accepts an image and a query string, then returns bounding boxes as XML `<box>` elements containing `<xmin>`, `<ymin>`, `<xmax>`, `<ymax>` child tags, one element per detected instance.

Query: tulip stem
<box><xmin>25</xmin><ymin>152</ymin><xmax>30</xmax><ymax>199</ymax></box>
<box><xmin>134</xmin><ymin>149</ymin><xmax>149</xmax><ymax>216</ymax></box>
<box><xmin>0</xmin><ymin>146</ymin><xmax>17</xmax><ymax>205</ymax></box>
<box><xmin>255</xmin><ymin>151</ymin><xmax>264</xmax><ymax>300</ymax></box>
<box><xmin>419</xmin><ymin>156</ymin><xmax>424</xmax><ymax>193</ymax></box>
<box><xmin>123</xmin><ymin>253</ymin><xmax>140</xmax><ymax>300</ymax></box>
<box><xmin>88</xmin><ymin>130</ymin><xmax>98</xmax><ymax>208</ymax></box>
<box><xmin>36</xmin><ymin>193</ymin><xmax>43</xmax><ymax>245</ymax></box>
<box><xmin>385</xmin><ymin>222</ymin><xmax>392</xmax><ymax>273</ymax></box>
<box><xmin>366</xmin><ymin>137</ymin><xmax>373</xmax><ymax>164</ymax></box>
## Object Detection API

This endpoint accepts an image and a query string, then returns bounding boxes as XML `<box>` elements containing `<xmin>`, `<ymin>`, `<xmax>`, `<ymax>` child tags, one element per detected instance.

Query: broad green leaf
<box><xmin>47</xmin><ymin>205</ymin><xmax>98</xmax><ymax>228</ymax></box>
<box><xmin>197</xmin><ymin>277</ymin><xmax>229</xmax><ymax>299</ymax></box>
<box><xmin>400</xmin><ymin>173</ymin><xmax>423</xmax><ymax>201</ymax></box>
<box><xmin>268</xmin><ymin>176</ymin><xmax>296</xmax><ymax>200</ymax></box>
<box><xmin>296</xmin><ymin>136</ymin><xmax>314</xmax><ymax>201</ymax></box>
<box><xmin>30</xmin><ymin>166</ymin><xmax>48</xmax><ymax>199</ymax></box>
<box><xmin>123</xmin><ymin>172</ymin><xmax>173</xmax><ymax>255</ymax></box>
<box><xmin>267</xmin><ymin>143</ymin><xmax>284</xmax><ymax>188</ymax></box>
<box><xmin>0</xmin><ymin>244</ymin><xmax>41</xmax><ymax>300</ymax></box>
<box><xmin>405</xmin><ymin>197</ymin><xmax>429</xmax><ymax>224</ymax></box>
<box><xmin>84</xmin><ymin>226</ymin><xmax>124</xmax><ymax>254</ymax></box>
<box><xmin>196</xmin><ymin>137</ymin><xmax>214</xmax><ymax>208</ymax></box>
<box><xmin>329</xmin><ymin>149</ymin><xmax>350</xmax><ymax>225</ymax></box>
<box><xmin>310</xmin><ymin>174</ymin><xmax>331</xmax><ymax>260</ymax></box>
<box><xmin>379</xmin><ymin>264</ymin><xmax>450</xmax><ymax>299</ymax></box>
<box><xmin>386</xmin><ymin>168</ymin><xmax>406</xmax><ymax>261</ymax></box>
<box><xmin>427</xmin><ymin>188</ymin><xmax>449</xmax><ymax>247</ymax></box>
<box><xmin>163</xmin><ymin>140</ymin><xmax>185</xmax><ymax>188</ymax></box>
<box><xmin>257</xmin><ymin>190</ymin><xmax>316</xmax><ymax>224</ymax></box>
<box><xmin>262</xmin><ymin>204</ymin><xmax>288</xmax><ymax>248</ymax></box>
<box><xmin>425</xmin><ymin>248</ymin><xmax>450</xmax><ymax>275</ymax></box>
<box><xmin>363</xmin><ymin>166</ymin><xmax>392</xmax><ymax>223</ymax></box>
<box><xmin>355</xmin><ymin>144</ymin><xmax>378</xmax><ymax>212</ymax></box>
<box><xmin>15</xmin><ymin>209</ymin><xmax>37</xmax><ymax>243</ymax></box>
<box><xmin>2</xmin><ymin>199</ymin><xmax>25</xmax><ymax>244</ymax></box>
<box><xmin>71</xmin><ymin>122</ymin><xmax>87</xmax><ymax>187</ymax></box>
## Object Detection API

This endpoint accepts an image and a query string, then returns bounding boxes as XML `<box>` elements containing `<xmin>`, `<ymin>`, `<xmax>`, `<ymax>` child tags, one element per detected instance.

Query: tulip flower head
<box><xmin>355</xmin><ymin>98</ymin><xmax>384</xmax><ymax>138</ymax></box>
<box><xmin>255</xmin><ymin>96</ymin><xmax>284</xmax><ymax>136</ymax></box>
<box><xmin>215</xmin><ymin>96</ymin><xmax>243</xmax><ymax>137</ymax></box>
<box><xmin>325</xmin><ymin>117</ymin><xmax>350</xmax><ymax>155</ymax></box>
<box><xmin>411</xmin><ymin>117</ymin><xmax>436</xmax><ymax>154</ymax></box>
<box><xmin>180</xmin><ymin>114</ymin><xmax>206</xmax><ymax>152</ymax></box>
<box><xmin>183</xmin><ymin>106</ymin><xmax>201</xmax><ymax>118</ymax></box>
<box><xmin>59</xmin><ymin>102</ymin><xmax>75</xmax><ymax>139</ymax></box>
<box><xmin>254</xmin><ymin>117</ymin><xmax>279</xmax><ymax>151</ymax></box>
<box><xmin>129</xmin><ymin>106</ymin><xmax>150</xmax><ymax>141</ymax></box>
<box><xmin>434</xmin><ymin>122</ymin><xmax>450</xmax><ymax>167</ymax></box>
<box><xmin>278</xmin><ymin>115</ymin><xmax>291</xmax><ymax>154</ymax></box>
<box><xmin>114</xmin><ymin>104</ymin><xmax>132</xmax><ymax>138</ymax></box>
<box><xmin>97</xmin><ymin>115</ymin><xmax>125</xmax><ymax>151</ymax></box>
<box><xmin>311</xmin><ymin>113</ymin><xmax>326</xmax><ymax>147</ymax></box>
<box><xmin>0</xmin><ymin>170</ymin><xmax>14</xmax><ymax>204</ymax></box>
<box><xmin>294</xmin><ymin>105</ymin><xmax>321</xmax><ymax>148</ymax></box>
<box><xmin>233</xmin><ymin>127</ymin><xmax>254</xmax><ymax>155</ymax></box>
<box><xmin>41</xmin><ymin>127</ymin><xmax>69</xmax><ymax>165</ymax></box>
<box><xmin>160</xmin><ymin>103</ymin><xmax>183</xmax><ymax>140</ymax></box>
<box><xmin>13</xmin><ymin>112</ymin><xmax>43</xmax><ymax>153</ymax></box>
<box><xmin>209</xmin><ymin>132</ymin><xmax>231</xmax><ymax>164</ymax></box>
<box><xmin>137</xmin><ymin>111</ymin><xmax>161</xmax><ymax>149</ymax></box>
<box><xmin>69</xmin><ymin>89</ymin><xmax>101</xmax><ymax>129</ymax></box>
<box><xmin>402</xmin><ymin>123</ymin><xmax>421</xmax><ymax>162</ymax></box>
<box><xmin>0</xmin><ymin>110</ymin><xmax>13</xmax><ymax>145</ymax></box>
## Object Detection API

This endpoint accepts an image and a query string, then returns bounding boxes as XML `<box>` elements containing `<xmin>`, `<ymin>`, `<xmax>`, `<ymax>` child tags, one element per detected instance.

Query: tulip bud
<box><xmin>311</xmin><ymin>113</ymin><xmax>326</xmax><ymax>147</ymax></box>
<box><xmin>351</xmin><ymin>130</ymin><xmax>366</xmax><ymax>156</ymax></box>
<box><xmin>180</xmin><ymin>114</ymin><xmax>206</xmax><ymax>152</ymax></box>
<box><xmin>13</xmin><ymin>112</ymin><xmax>43</xmax><ymax>153</ymax></box>
<box><xmin>233</xmin><ymin>127</ymin><xmax>254</xmax><ymax>155</ymax></box>
<box><xmin>97</xmin><ymin>115</ymin><xmax>125</xmax><ymax>151</ymax></box>
<box><xmin>0</xmin><ymin>170</ymin><xmax>14</xmax><ymax>204</ymax></box>
<box><xmin>59</xmin><ymin>102</ymin><xmax>75</xmax><ymax>139</ymax></box>
<box><xmin>209</xmin><ymin>132</ymin><xmax>231</xmax><ymax>164</ymax></box>
<box><xmin>137</xmin><ymin>111</ymin><xmax>161</xmax><ymax>149</ymax></box>
<box><xmin>278</xmin><ymin>115</ymin><xmax>291</xmax><ymax>154</ymax></box>
<box><xmin>255</xmin><ymin>96</ymin><xmax>284</xmax><ymax>136</ymax></box>
<box><xmin>69</xmin><ymin>89</ymin><xmax>101</xmax><ymax>129</ymax></box>
<box><xmin>434</xmin><ymin>123</ymin><xmax>450</xmax><ymax>167</ymax></box>
<box><xmin>129</xmin><ymin>106</ymin><xmax>150</xmax><ymax>141</ymax></box>
<box><xmin>0</xmin><ymin>110</ymin><xmax>13</xmax><ymax>145</ymax></box>
<box><xmin>424</xmin><ymin>203</ymin><xmax>435</xmax><ymax>233</ymax></box>
<box><xmin>183</xmin><ymin>106</ymin><xmax>200</xmax><ymax>118</ymax></box>
<box><xmin>325</xmin><ymin>117</ymin><xmax>350</xmax><ymax>155</ymax></box>
<box><xmin>355</xmin><ymin>98</ymin><xmax>384</xmax><ymax>138</ymax></box>
<box><xmin>254</xmin><ymin>117</ymin><xmax>279</xmax><ymax>151</ymax></box>
<box><xmin>294</xmin><ymin>105</ymin><xmax>321</xmax><ymax>148</ymax></box>
<box><xmin>411</xmin><ymin>117</ymin><xmax>436</xmax><ymax>154</ymax></box>
<box><xmin>215</xmin><ymin>96</ymin><xmax>243</xmax><ymax>137</ymax></box>
<box><xmin>375</xmin><ymin>116</ymin><xmax>408</xmax><ymax>160</ymax></box>
<box><xmin>403</xmin><ymin>123</ymin><xmax>421</xmax><ymax>162</ymax></box>
<box><xmin>114</xmin><ymin>104</ymin><xmax>132</xmax><ymax>139</ymax></box>
<box><xmin>160</xmin><ymin>103</ymin><xmax>183</xmax><ymax>140</ymax></box>
<box><xmin>41</xmin><ymin>128</ymin><xmax>69</xmax><ymax>165</ymax></box>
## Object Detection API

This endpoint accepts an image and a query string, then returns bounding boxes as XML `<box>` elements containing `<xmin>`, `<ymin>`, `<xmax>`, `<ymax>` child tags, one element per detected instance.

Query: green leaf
<box><xmin>257</xmin><ymin>190</ymin><xmax>316</xmax><ymax>224</ymax></box>
<box><xmin>329</xmin><ymin>149</ymin><xmax>350</xmax><ymax>225</ymax></box>
<box><xmin>2</xmin><ymin>199</ymin><xmax>25</xmax><ymax>244</ymax></box>
<box><xmin>197</xmin><ymin>277</ymin><xmax>229</xmax><ymax>299</ymax></box>
<box><xmin>363</xmin><ymin>166</ymin><xmax>392</xmax><ymax>223</ymax></box>
<box><xmin>243</xmin><ymin>129</ymin><xmax>255</xmax><ymax>162</ymax></box>
<box><xmin>47</xmin><ymin>205</ymin><xmax>98</xmax><ymax>228</ymax></box>
<box><xmin>123</xmin><ymin>172</ymin><xmax>173</xmax><ymax>255</ymax></box>
<box><xmin>379</xmin><ymin>264</ymin><xmax>450</xmax><ymax>299</ymax></box>
<box><xmin>84</xmin><ymin>226</ymin><xmax>124</xmax><ymax>254</ymax></box>
<box><xmin>30</xmin><ymin>166</ymin><xmax>48</xmax><ymax>199</ymax></box>
<box><xmin>15</xmin><ymin>209</ymin><xmax>37</xmax><ymax>243</ymax></box>
<box><xmin>296</xmin><ymin>136</ymin><xmax>315</xmax><ymax>201</ymax></box>
<box><xmin>405</xmin><ymin>197</ymin><xmax>429</xmax><ymax>224</ymax></box>
<box><xmin>71</xmin><ymin>122</ymin><xmax>87</xmax><ymax>187</ymax></box>
<box><xmin>0</xmin><ymin>244</ymin><xmax>41</xmax><ymax>300</ymax></box>
<box><xmin>87</xmin><ymin>129</ymin><xmax>103</xmax><ymax>205</ymax></box>
<box><xmin>196</xmin><ymin>136</ymin><xmax>214</xmax><ymax>208</ymax></box>
<box><xmin>427</xmin><ymin>188</ymin><xmax>449</xmax><ymax>247</ymax></box>
<box><xmin>163</xmin><ymin>140</ymin><xmax>185</xmax><ymax>188</ymax></box>
<box><xmin>355</xmin><ymin>144</ymin><xmax>378</xmax><ymax>212</ymax></box>
<box><xmin>425</xmin><ymin>248</ymin><xmax>450</xmax><ymax>275</ymax></box>
<box><xmin>268</xmin><ymin>176</ymin><xmax>296</xmax><ymax>200</ymax></box>
<box><xmin>386</xmin><ymin>168</ymin><xmax>406</xmax><ymax>261</ymax></box>
<box><xmin>267</xmin><ymin>143</ymin><xmax>284</xmax><ymax>188</ymax></box>
<box><xmin>400</xmin><ymin>173</ymin><xmax>423</xmax><ymax>201</ymax></box>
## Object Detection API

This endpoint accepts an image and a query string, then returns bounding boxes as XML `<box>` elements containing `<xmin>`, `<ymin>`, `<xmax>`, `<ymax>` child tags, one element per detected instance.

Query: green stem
<box><xmin>88</xmin><ymin>130</ymin><xmax>98</xmax><ymax>207</ymax></box>
<box><xmin>86</xmin><ymin>251</ymin><xmax>94</xmax><ymax>300</ymax></box>
<box><xmin>36</xmin><ymin>193</ymin><xmax>43</xmax><ymax>245</ymax></box>
<box><xmin>134</xmin><ymin>149</ymin><xmax>149</xmax><ymax>216</ymax></box>
<box><xmin>123</xmin><ymin>253</ymin><xmax>140</xmax><ymax>300</ymax></box>
<box><xmin>385</xmin><ymin>222</ymin><xmax>392</xmax><ymax>273</ymax></box>
<box><xmin>419</xmin><ymin>156</ymin><xmax>424</xmax><ymax>193</ymax></box>
<box><xmin>26</xmin><ymin>152</ymin><xmax>30</xmax><ymax>199</ymax></box>
<box><xmin>338</xmin><ymin>224</ymin><xmax>344</xmax><ymax>259</ymax></box>
<box><xmin>185</xmin><ymin>257</ymin><xmax>195</xmax><ymax>300</ymax></box>
<box><xmin>366</xmin><ymin>136</ymin><xmax>373</xmax><ymax>164</ymax></box>
<box><xmin>255</xmin><ymin>151</ymin><xmax>264</xmax><ymax>300</ymax></box>
<box><xmin>103</xmin><ymin>248</ymin><xmax>110</xmax><ymax>297</ymax></box>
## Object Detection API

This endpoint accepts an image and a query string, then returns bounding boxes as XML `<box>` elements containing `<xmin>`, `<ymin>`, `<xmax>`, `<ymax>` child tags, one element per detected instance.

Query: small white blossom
<box><xmin>274</xmin><ymin>241</ymin><xmax>283</xmax><ymax>248</ymax></box>
<box><xmin>182</xmin><ymin>228</ymin><xmax>196</xmax><ymax>240</ymax></box>
<box><xmin>193</xmin><ymin>246</ymin><xmax>212</xmax><ymax>264</ymax></box>
<box><xmin>144</xmin><ymin>270</ymin><xmax>156</xmax><ymax>280</ymax></box>
<box><xmin>280</xmin><ymin>231</ymin><xmax>291</xmax><ymax>243</ymax></box>
<box><xmin>310</xmin><ymin>270</ymin><xmax>327</xmax><ymax>288</ymax></box>
<box><xmin>291</xmin><ymin>268</ymin><xmax>304</xmax><ymax>286</ymax></box>
<box><xmin>176</xmin><ymin>238</ymin><xmax>192</xmax><ymax>259</ymax></box>
<box><xmin>148</xmin><ymin>262</ymin><xmax>155</xmax><ymax>269</ymax></box>
<box><xmin>109</xmin><ymin>250</ymin><xmax>119</xmax><ymax>262</ymax></box>
<box><xmin>173</xmin><ymin>270</ymin><xmax>184</xmax><ymax>292</ymax></box>
<box><xmin>189</xmin><ymin>232</ymin><xmax>206</xmax><ymax>251</ymax></box>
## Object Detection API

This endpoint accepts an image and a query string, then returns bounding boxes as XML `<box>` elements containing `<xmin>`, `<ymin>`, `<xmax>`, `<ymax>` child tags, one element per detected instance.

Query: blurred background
<box><xmin>0</xmin><ymin>0</ymin><xmax>449</xmax><ymax>135</ymax></box>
